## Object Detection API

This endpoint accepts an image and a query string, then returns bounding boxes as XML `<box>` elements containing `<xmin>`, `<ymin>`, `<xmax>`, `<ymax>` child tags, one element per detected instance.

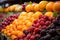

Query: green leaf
<box><xmin>53</xmin><ymin>12</ymin><xmax>58</xmax><ymax>18</ymax></box>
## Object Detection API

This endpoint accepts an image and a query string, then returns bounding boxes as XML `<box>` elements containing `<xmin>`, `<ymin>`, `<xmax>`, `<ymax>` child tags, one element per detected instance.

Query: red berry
<box><xmin>27</xmin><ymin>34</ymin><xmax>31</xmax><ymax>39</ymax></box>
<box><xmin>24</xmin><ymin>37</ymin><xmax>28</xmax><ymax>40</ymax></box>
<box><xmin>45</xmin><ymin>21</ymin><xmax>51</xmax><ymax>26</ymax></box>
<box><xmin>34</xmin><ymin>28</ymin><xmax>40</xmax><ymax>33</ymax></box>
<box><xmin>40</xmin><ymin>21</ymin><xmax>45</xmax><ymax>25</ymax></box>
<box><xmin>39</xmin><ymin>15</ymin><xmax>43</xmax><ymax>19</ymax></box>
<box><xmin>35</xmin><ymin>34</ymin><xmax>40</xmax><ymax>37</ymax></box>
<box><xmin>42</xmin><ymin>25</ymin><xmax>47</xmax><ymax>29</ymax></box>
<box><xmin>34</xmin><ymin>20</ymin><xmax>38</xmax><ymax>24</ymax></box>
<box><xmin>40</xmin><ymin>18</ymin><xmax>46</xmax><ymax>22</ymax></box>
<box><xmin>28</xmin><ymin>26</ymin><xmax>35</xmax><ymax>32</ymax></box>
<box><xmin>32</xmin><ymin>24</ymin><xmax>36</xmax><ymax>27</ymax></box>
<box><xmin>30</xmin><ymin>35</ymin><xmax>35</xmax><ymax>40</ymax></box>
<box><xmin>35</xmin><ymin>23</ymin><xmax>40</xmax><ymax>27</ymax></box>
<box><xmin>22</xmin><ymin>4</ymin><xmax>26</xmax><ymax>11</ymax></box>
<box><xmin>38</xmin><ymin>26</ymin><xmax>42</xmax><ymax>29</ymax></box>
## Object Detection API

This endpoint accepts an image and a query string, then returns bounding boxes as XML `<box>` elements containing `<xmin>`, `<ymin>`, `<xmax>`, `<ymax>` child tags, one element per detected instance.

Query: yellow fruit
<box><xmin>46</xmin><ymin>2</ymin><xmax>54</xmax><ymax>11</ymax></box>
<box><xmin>20</xmin><ymin>12</ymin><xmax>27</xmax><ymax>16</ymax></box>
<box><xmin>45</xmin><ymin>12</ymin><xmax>53</xmax><ymax>17</ymax></box>
<box><xmin>17</xmin><ymin>31</ymin><xmax>23</xmax><ymax>37</ymax></box>
<box><xmin>27</xmin><ymin>12</ymin><xmax>34</xmax><ymax>17</ymax></box>
<box><xmin>39</xmin><ymin>1</ymin><xmax>48</xmax><ymax>11</ymax></box>
<box><xmin>33</xmin><ymin>11</ymin><xmax>42</xmax><ymax>19</ymax></box>
<box><xmin>26</xmin><ymin>22</ymin><xmax>32</xmax><ymax>27</ymax></box>
<box><xmin>11</xmin><ymin>35</ymin><xmax>17</xmax><ymax>40</ymax></box>
<box><xmin>22</xmin><ymin>27</ymin><xmax>27</xmax><ymax>31</ymax></box>
<box><xmin>34</xmin><ymin>4</ymin><xmax>40</xmax><ymax>11</ymax></box>
<box><xmin>25</xmin><ymin>4</ymin><xmax>33</xmax><ymax>12</ymax></box>
<box><xmin>15</xmin><ymin>5</ymin><xmax>22</xmax><ymax>12</ymax></box>
<box><xmin>53</xmin><ymin>1</ymin><xmax>60</xmax><ymax>13</ymax></box>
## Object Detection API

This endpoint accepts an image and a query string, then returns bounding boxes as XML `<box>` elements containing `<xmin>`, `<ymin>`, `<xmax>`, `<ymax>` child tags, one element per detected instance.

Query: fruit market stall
<box><xmin>0</xmin><ymin>0</ymin><xmax>60</xmax><ymax>40</ymax></box>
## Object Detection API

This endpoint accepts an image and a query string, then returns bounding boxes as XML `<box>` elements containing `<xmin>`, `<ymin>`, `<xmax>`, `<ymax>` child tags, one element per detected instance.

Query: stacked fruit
<box><xmin>4</xmin><ymin>1</ymin><xmax>60</xmax><ymax>13</ymax></box>
<box><xmin>4</xmin><ymin>4</ymin><xmax>27</xmax><ymax>12</ymax></box>
<box><xmin>14</xmin><ymin>15</ymin><xmax>54</xmax><ymax>40</ymax></box>
<box><xmin>1</xmin><ymin>12</ymin><xmax>42</xmax><ymax>40</ymax></box>
<box><xmin>0</xmin><ymin>14</ymin><xmax>19</xmax><ymax>31</ymax></box>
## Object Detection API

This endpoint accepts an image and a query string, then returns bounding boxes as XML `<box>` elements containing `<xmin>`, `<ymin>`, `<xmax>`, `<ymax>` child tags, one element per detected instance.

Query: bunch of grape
<box><xmin>0</xmin><ymin>14</ymin><xmax>19</xmax><ymax>31</ymax></box>
<box><xmin>14</xmin><ymin>15</ymin><xmax>54</xmax><ymax>40</ymax></box>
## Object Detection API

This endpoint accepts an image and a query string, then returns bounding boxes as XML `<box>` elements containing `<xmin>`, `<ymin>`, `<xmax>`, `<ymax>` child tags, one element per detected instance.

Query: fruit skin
<box><xmin>25</xmin><ymin>4</ymin><xmax>34</xmax><ymax>12</ymax></box>
<box><xmin>5</xmin><ymin>4</ymin><xmax>19</xmax><ymax>12</ymax></box>
<box><xmin>39</xmin><ymin>1</ymin><xmax>48</xmax><ymax>11</ymax></box>
<box><xmin>46</xmin><ymin>2</ymin><xmax>54</xmax><ymax>12</ymax></box>
<box><xmin>53</xmin><ymin>1</ymin><xmax>60</xmax><ymax>13</ymax></box>
<box><xmin>15</xmin><ymin>5</ymin><xmax>22</xmax><ymax>12</ymax></box>
<box><xmin>45</xmin><ymin>12</ymin><xmax>53</xmax><ymax>17</ymax></box>
<box><xmin>34</xmin><ymin>4</ymin><xmax>40</xmax><ymax>11</ymax></box>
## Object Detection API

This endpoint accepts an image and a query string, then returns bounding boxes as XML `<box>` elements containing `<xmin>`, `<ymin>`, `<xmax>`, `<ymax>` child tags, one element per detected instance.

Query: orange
<box><xmin>39</xmin><ymin>1</ymin><xmax>48</xmax><ymax>11</ymax></box>
<box><xmin>17</xmin><ymin>31</ymin><xmax>23</xmax><ymax>37</ymax></box>
<box><xmin>46</xmin><ymin>2</ymin><xmax>54</xmax><ymax>11</ymax></box>
<box><xmin>4</xmin><ymin>7</ymin><xmax>10</xmax><ymax>12</ymax></box>
<box><xmin>45</xmin><ymin>12</ymin><xmax>53</xmax><ymax>17</ymax></box>
<box><xmin>11</xmin><ymin>35</ymin><xmax>17</xmax><ymax>40</ymax></box>
<box><xmin>33</xmin><ymin>11</ymin><xmax>42</xmax><ymax>19</ymax></box>
<box><xmin>34</xmin><ymin>4</ymin><xmax>40</xmax><ymax>11</ymax></box>
<box><xmin>53</xmin><ymin>1</ymin><xmax>60</xmax><ymax>13</ymax></box>
<box><xmin>25</xmin><ymin>4</ymin><xmax>34</xmax><ymax>12</ymax></box>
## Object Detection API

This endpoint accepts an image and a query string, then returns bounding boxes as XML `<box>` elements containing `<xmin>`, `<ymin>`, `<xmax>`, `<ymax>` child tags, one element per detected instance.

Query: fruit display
<box><xmin>14</xmin><ymin>15</ymin><xmax>54</xmax><ymax>40</ymax></box>
<box><xmin>0</xmin><ymin>1</ymin><xmax>60</xmax><ymax>40</ymax></box>
<box><xmin>2</xmin><ymin>1</ymin><xmax>59</xmax><ymax>13</ymax></box>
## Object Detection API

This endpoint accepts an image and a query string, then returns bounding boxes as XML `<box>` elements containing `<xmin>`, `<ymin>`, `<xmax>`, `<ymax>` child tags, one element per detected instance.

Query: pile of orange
<box><xmin>25</xmin><ymin>1</ymin><xmax>60</xmax><ymax>13</ymax></box>
<box><xmin>1</xmin><ymin>12</ymin><xmax>42</xmax><ymax>40</ymax></box>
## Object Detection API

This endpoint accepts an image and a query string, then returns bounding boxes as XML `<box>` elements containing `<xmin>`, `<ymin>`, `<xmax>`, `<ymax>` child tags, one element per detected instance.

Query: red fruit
<box><xmin>35</xmin><ymin>23</ymin><xmax>40</xmax><ymax>27</ymax></box>
<box><xmin>45</xmin><ymin>21</ymin><xmax>51</xmax><ymax>26</ymax></box>
<box><xmin>32</xmin><ymin>24</ymin><xmax>36</xmax><ymax>27</ymax></box>
<box><xmin>24</xmin><ymin>37</ymin><xmax>28</xmax><ymax>40</ymax></box>
<box><xmin>22</xmin><ymin>4</ymin><xmax>26</xmax><ymax>11</ymax></box>
<box><xmin>27</xmin><ymin>34</ymin><xmax>31</xmax><ymax>39</ymax></box>
<box><xmin>40</xmin><ymin>18</ymin><xmax>46</xmax><ymax>22</ymax></box>
<box><xmin>39</xmin><ymin>26</ymin><xmax>42</xmax><ymax>29</ymax></box>
<box><xmin>43</xmin><ymin>15</ymin><xmax>48</xmax><ymax>19</ymax></box>
<box><xmin>30</xmin><ymin>35</ymin><xmax>35</xmax><ymax>40</ymax></box>
<box><xmin>33</xmin><ymin>32</ymin><xmax>35</xmax><ymax>35</ymax></box>
<box><xmin>39</xmin><ymin>15</ymin><xmax>43</xmax><ymax>19</ymax></box>
<box><xmin>48</xmin><ymin>17</ymin><xmax>54</xmax><ymax>22</ymax></box>
<box><xmin>19</xmin><ymin>39</ymin><xmax>23</xmax><ymax>40</ymax></box>
<box><xmin>40</xmin><ymin>21</ymin><xmax>45</xmax><ymax>25</ymax></box>
<box><xmin>35</xmin><ymin>34</ymin><xmax>40</xmax><ymax>37</ymax></box>
<box><xmin>28</xmin><ymin>26</ymin><xmax>35</xmax><ymax>32</ymax></box>
<box><xmin>42</xmin><ymin>25</ymin><xmax>47</xmax><ymax>29</ymax></box>
<box><xmin>34</xmin><ymin>28</ymin><xmax>40</xmax><ymax>33</ymax></box>
<box><xmin>34</xmin><ymin>20</ymin><xmax>38</xmax><ymax>24</ymax></box>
